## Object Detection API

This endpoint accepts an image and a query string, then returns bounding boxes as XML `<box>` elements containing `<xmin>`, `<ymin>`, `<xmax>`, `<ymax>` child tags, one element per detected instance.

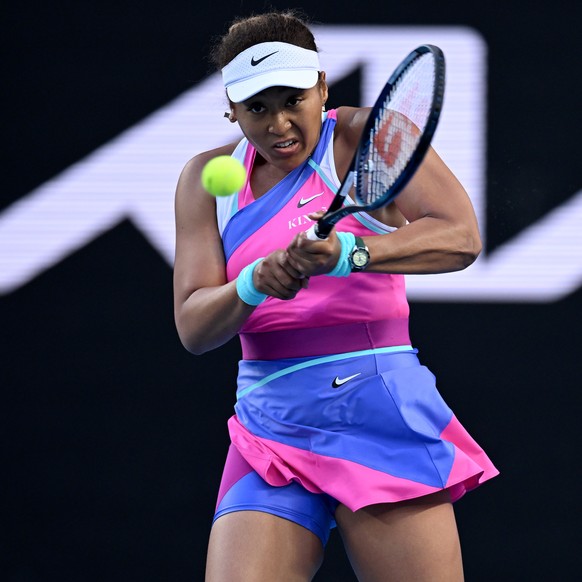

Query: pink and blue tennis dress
<box><xmin>212</xmin><ymin>110</ymin><xmax>498</xmax><ymax>546</ymax></box>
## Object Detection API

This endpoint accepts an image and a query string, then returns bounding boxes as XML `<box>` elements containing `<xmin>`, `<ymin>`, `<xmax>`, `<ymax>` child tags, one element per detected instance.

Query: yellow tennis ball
<box><xmin>201</xmin><ymin>155</ymin><xmax>246</xmax><ymax>197</ymax></box>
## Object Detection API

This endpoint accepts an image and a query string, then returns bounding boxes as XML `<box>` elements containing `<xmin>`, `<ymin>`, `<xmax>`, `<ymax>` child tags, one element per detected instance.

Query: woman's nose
<box><xmin>268</xmin><ymin>112</ymin><xmax>291</xmax><ymax>134</ymax></box>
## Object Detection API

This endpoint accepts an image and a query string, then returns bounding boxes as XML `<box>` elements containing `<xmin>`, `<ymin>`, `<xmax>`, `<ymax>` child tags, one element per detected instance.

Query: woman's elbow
<box><xmin>457</xmin><ymin>226</ymin><xmax>482</xmax><ymax>269</ymax></box>
<box><xmin>175</xmin><ymin>316</ymin><xmax>233</xmax><ymax>356</ymax></box>
<box><xmin>177</xmin><ymin>332</ymin><xmax>217</xmax><ymax>356</ymax></box>
<box><xmin>180</xmin><ymin>336</ymin><xmax>207</xmax><ymax>356</ymax></box>
<box><xmin>174</xmin><ymin>313</ymin><xmax>206</xmax><ymax>355</ymax></box>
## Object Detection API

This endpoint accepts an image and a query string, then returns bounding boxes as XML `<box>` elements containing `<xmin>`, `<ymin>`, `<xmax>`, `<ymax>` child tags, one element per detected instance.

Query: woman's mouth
<box><xmin>274</xmin><ymin>139</ymin><xmax>297</xmax><ymax>149</ymax></box>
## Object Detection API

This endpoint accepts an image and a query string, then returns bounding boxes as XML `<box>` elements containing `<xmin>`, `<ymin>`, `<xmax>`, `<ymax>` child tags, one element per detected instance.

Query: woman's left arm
<box><xmin>287</xmin><ymin>146</ymin><xmax>481</xmax><ymax>277</ymax></box>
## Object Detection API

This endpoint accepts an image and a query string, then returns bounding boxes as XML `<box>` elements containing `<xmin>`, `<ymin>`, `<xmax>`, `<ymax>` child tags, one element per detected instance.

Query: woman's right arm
<box><xmin>173</xmin><ymin>149</ymin><xmax>254</xmax><ymax>354</ymax></box>
<box><xmin>173</xmin><ymin>149</ymin><xmax>306</xmax><ymax>355</ymax></box>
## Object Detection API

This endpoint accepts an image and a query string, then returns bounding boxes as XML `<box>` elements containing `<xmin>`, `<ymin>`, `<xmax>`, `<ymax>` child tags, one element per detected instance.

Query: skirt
<box><xmin>228</xmin><ymin>345</ymin><xmax>498</xmax><ymax>512</ymax></box>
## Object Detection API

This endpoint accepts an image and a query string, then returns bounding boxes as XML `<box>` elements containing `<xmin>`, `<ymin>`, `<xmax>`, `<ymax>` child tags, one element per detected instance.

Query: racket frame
<box><xmin>313</xmin><ymin>44</ymin><xmax>446</xmax><ymax>239</ymax></box>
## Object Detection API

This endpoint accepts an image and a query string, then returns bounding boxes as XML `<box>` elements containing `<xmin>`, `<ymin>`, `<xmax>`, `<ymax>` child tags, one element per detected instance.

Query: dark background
<box><xmin>1</xmin><ymin>1</ymin><xmax>580</xmax><ymax>580</ymax></box>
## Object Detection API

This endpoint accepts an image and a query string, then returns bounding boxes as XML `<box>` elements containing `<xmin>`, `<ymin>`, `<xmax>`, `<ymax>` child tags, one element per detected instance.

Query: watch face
<box><xmin>350</xmin><ymin>237</ymin><xmax>370</xmax><ymax>271</ymax></box>
<box><xmin>353</xmin><ymin>250</ymin><xmax>369</xmax><ymax>267</ymax></box>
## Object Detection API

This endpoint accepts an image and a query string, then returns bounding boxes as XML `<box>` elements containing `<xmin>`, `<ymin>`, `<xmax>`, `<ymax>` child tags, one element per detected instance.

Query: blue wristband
<box><xmin>326</xmin><ymin>232</ymin><xmax>356</xmax><ymax>277</ymax></box>
<box><xmin>236</xmin><ymin>258</ymin><xmax>268</xmax><ymax>306</ymax></box>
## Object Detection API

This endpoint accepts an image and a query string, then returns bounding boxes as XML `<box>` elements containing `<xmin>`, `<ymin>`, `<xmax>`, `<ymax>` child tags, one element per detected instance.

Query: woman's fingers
<box><xmin>254</xmin><ymin>250</ymin><xmax>308</xmax><ymax>300</ymax></box>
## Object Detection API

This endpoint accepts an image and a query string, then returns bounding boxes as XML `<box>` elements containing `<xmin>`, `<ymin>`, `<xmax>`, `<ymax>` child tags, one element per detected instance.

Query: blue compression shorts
<box><xmin>213</xmin><ymin>444</ymin><xmax>339</xmax><ymax>547</ymax></box>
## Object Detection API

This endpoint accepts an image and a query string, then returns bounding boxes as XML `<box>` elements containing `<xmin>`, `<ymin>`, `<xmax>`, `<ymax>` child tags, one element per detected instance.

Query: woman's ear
<box><xmin>224</xmin><ymin>110</ymin><xmax>237</xmax><ymax>123</ymax></box>
<box><xmin>319</xmin><ymin>71</ymin><xmax>329</xmax><ymax>109</ymax></box>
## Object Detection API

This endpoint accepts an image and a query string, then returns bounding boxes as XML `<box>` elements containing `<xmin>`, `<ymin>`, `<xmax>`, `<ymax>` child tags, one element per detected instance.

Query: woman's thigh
<box><xmin>335</xmin><ymin>490</ymin><xmax>464</xmax><ymax>582</ymax></box>
<box><xmin>206</xmin><ymin>510</ymin><xmax>324</xmax><ymax>582</ymax></box>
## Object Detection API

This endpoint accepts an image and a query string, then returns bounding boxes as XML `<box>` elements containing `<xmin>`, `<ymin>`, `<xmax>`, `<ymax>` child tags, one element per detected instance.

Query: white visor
<box><xmin>222</xmin><ymin>41</ymin><xmax>320</xmax><ymax>103</ymax></box>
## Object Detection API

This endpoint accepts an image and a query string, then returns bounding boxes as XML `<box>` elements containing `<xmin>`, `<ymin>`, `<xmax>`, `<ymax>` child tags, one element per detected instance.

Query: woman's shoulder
<box><xmin>175</xmin><ymin>141</ymin><xmax>242</xmax><ymax>216</ymax></box>
<box><xmin>181</xmin><ymin>141</ymin><xmax>240</xmax><ymax>179</ymax></box>
<box><xmin>334</xmin><ymin>106</ymin><xmax>371</xmax><ymax>149</ymax></box>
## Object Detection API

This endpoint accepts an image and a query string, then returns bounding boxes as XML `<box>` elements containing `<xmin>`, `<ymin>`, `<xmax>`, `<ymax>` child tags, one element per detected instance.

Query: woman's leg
<box><xmin>335</xmin><ymin>490</ymin><xmax>464</xmax><ymax>582</ymax></box>
<box><xmin>206</xmin><ymin>510</ymin><xmax>325</xmax><ymax>582</ymax></box>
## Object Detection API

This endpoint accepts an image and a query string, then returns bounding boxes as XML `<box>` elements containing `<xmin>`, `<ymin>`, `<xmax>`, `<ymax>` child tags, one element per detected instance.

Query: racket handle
<box><xmin>305</xmin><ymin>222</ymin><xmax>330</xmax><ymax>240</ymax></box>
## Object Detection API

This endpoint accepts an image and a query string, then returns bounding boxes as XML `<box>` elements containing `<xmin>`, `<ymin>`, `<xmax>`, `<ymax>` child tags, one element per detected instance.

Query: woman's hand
<box><xmin>285</xmin><ymin>212</ymin><xmax>342</xmax><ymax>277</ymax></box>
<box><xmin>254</xmin><ymin>249</ymin><xmax>310</xmax><ymax>300</ymax></box>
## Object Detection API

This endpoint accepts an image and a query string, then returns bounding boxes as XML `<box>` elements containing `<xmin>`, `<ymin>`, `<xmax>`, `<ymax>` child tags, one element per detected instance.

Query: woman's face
<box><xmin>232</xmin><ymin>76</ymin><xmax>328</xmax><ymax>173</ymax></box>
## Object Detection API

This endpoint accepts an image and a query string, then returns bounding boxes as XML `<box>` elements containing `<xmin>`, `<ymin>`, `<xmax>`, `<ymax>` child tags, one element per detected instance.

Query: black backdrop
<box><xmin>1</xmin><ymin>1</ymin><xmax>581</xmax><ymax>580</ymax></box>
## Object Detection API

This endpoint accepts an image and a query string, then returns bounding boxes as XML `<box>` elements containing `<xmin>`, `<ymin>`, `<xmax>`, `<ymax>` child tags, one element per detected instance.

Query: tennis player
<box><xmin>173</xmin><ymin>9</ymin><xmax>498</xmax><ymax>581</ymax></box>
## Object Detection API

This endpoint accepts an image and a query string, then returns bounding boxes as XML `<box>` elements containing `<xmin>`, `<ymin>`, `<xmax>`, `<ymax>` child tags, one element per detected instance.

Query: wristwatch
<box><xmin>348</xmin><ymin>236</ymin><xmax>370</xmax><ymax>271</ymax></box>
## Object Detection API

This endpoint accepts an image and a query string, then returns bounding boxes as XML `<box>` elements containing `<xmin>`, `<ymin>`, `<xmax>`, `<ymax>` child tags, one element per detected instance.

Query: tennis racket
<box><xmin>306</xmin><ymin>44</ymin><xmax>446</xmax><ymax>240</ymax></box>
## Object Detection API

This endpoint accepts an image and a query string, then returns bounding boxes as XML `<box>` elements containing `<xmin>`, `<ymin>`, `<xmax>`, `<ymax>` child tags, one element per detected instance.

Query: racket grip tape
<box><xmin>305</xmin><ymin>222</ymin><xmax>331</xmax><ymax>240</ymax></box>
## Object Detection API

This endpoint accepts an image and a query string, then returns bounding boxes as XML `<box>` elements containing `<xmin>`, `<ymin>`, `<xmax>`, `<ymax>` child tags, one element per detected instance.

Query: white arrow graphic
<box><xmin>0</xmin><ymin>26</ymin><xmax>579</xmax><ymax>302</ymax></box>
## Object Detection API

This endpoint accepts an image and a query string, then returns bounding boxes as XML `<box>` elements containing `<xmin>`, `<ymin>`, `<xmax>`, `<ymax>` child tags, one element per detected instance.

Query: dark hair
<box><xmin>209</xmin><ymin>10</ymin><xmax>318</xmax><ymax>70</ymax></box>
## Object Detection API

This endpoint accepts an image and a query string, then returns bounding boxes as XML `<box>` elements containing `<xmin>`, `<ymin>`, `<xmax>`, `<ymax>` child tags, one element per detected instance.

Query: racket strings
<box><xmin>358</xmin><ymin>53</ymin><xmax>436</xmax><ymax>206</ymax></box>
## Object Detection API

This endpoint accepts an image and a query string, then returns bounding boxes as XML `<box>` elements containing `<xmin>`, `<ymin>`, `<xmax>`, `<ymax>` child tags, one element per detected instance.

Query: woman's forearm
<box><xmin>364</xmin><ymin>216</ymin><xmax>482</xmax><ymax>275</ymax></box>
